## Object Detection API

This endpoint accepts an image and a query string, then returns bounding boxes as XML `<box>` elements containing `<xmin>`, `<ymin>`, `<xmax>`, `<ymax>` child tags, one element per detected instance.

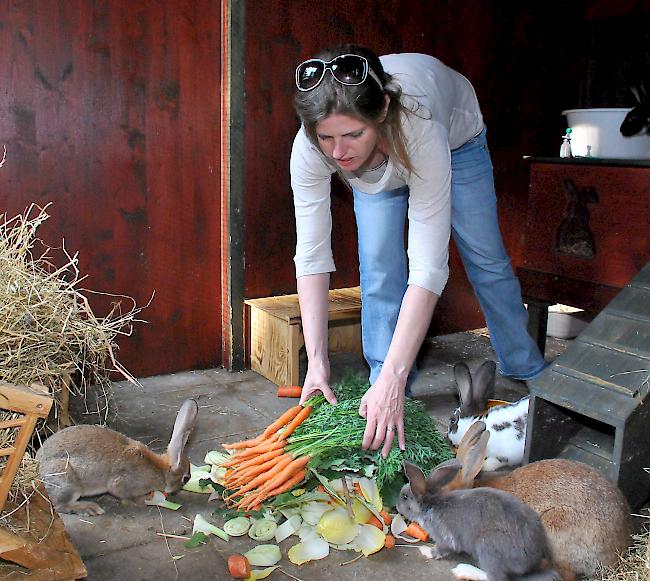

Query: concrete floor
<box><xmin>57</xmin><ymin>330</ymin><xmax>567</xmax><ymax>581</ymax></box>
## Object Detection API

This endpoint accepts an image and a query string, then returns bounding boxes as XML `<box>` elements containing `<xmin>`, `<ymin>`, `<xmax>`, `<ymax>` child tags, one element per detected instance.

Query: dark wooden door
<box><xmin>0</xmin><ymin>1</ymin><xmax>223</xmax><ymax>378</ymax></box>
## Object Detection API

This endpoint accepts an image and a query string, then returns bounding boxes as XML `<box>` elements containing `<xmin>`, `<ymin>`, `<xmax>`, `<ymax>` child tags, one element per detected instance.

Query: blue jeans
<box><xmin>353</xmin><ymin>128</ymin><xmax>548</xmax><ymax>384</ymax></box>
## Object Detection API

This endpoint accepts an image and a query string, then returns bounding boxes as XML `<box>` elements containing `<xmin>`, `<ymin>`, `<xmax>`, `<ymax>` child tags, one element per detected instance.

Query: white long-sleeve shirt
<box><xmin>290</xmin><ymin>53</ymin><xmax>484</xmax><ymax>295</ymax></box>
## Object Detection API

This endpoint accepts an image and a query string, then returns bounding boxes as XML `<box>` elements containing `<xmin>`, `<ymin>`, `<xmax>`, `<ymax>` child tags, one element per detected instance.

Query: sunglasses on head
<box><xmin>295</xmin><ymin>54</ymin><xmax>383</xmax><ymax>92</ymax></box>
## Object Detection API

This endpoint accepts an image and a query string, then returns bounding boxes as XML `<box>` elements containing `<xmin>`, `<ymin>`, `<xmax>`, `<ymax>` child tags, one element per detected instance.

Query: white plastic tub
<box><xmin>562</xmin><ymin>108</ymin><xmax>650</xmax><ymax>159</ymax></box>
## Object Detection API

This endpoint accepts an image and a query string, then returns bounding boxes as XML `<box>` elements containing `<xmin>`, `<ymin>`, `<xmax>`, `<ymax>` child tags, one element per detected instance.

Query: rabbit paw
<box><xmin>60</xmin><ymin>501</ymin><xmax>105</xmax><ymax>516</ymax></box>
<box><xmin>451</xmin><ymin>563</ymin><xmax>489</xmax><ymax>581</ymax></box>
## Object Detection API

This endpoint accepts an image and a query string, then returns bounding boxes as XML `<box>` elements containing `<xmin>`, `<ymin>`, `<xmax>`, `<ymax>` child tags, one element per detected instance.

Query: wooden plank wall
<box><xmin>241</xmin><ymin>0</ymin><xmax>586</xmax><ymax>334</ymax></box>
<box><xmin>0</xmin><ymin>1</ymin><xmax>222</xmax><ymax>378</ymax></box>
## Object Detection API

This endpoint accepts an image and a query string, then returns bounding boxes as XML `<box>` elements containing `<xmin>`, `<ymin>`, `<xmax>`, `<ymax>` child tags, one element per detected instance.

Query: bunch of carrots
<box><xmin>220</xmin><ymin>405</ymin><xmax>313</xmax><ymax>511</ymax></box>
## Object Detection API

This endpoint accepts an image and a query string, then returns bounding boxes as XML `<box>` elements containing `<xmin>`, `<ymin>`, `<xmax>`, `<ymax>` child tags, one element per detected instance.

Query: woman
<box><xmin>290</xmin><ymin>45</ymin><xmax>547</xmax><ymax>458</ymax></box>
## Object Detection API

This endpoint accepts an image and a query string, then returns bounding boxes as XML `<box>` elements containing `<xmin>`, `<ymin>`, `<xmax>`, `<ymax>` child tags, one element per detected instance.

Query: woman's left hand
<box><xmin>359</xmin><ymin>370</ymin><xmax>407</xmax><ymax>458</ymax></box>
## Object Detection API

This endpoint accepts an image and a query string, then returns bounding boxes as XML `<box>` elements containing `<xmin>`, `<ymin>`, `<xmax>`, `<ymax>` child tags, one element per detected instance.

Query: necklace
<box><xmin>363</xmin><ymin>156</ymin><xmax>388</xmax><ymax>173</ymax></box>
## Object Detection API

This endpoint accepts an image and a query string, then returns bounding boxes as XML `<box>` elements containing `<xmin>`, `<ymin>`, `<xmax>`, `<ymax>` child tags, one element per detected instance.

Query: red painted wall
<box><xmin>242</xmin><ymin>1</ymin><xmax>586</xmax><ymax>334</ymax></box>
<box><xmin>0</xmin><ymin>1</ymin><xmax>222</xmax><ymax>378</ymax></box>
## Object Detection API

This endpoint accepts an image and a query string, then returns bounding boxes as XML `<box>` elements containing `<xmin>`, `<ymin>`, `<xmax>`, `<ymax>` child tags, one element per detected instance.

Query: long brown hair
<box><xmin>293</xmin><ymin>45</ymin><xmax>415</xmax><ymax>175</ymax></box>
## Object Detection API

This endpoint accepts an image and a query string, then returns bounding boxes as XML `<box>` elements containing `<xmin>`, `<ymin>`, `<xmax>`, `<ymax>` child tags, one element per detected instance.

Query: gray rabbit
<box><xmin>36</xmin><ymin>399</ymin><xmax>198</xmax><ymax>516</ymax></box>
<box><xmin>397</xmin><ymin>460</ymin><xmax>559</xmax><ymax>581</ymax></box>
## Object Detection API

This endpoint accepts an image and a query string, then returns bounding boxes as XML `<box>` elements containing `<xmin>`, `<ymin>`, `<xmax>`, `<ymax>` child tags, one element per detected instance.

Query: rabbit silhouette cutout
<box><xmin>555</xmin><ymin>178</ymin><xmax>599</xmax><ymax>259</ymax></box>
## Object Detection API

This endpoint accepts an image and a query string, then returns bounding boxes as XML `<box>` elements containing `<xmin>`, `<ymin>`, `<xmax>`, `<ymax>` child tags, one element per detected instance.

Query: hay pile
<box><xmin>594</xmin><ymin>524</ymin><xmax>649</xmax><ymax>580</ymax></box>
<box><xmin>0</xmin><ymin>203</ymin><xmax>146</xmax><ymax>503</ymax></box>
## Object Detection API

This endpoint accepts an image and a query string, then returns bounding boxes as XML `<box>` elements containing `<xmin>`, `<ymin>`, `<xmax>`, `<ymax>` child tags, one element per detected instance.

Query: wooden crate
<box><xmin>245</xmin><ymin>287</ymin><xmax>362</xmax><ymax>386</ymax></box>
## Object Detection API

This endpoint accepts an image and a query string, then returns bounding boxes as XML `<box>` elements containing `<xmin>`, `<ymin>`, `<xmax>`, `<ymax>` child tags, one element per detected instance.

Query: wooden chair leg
<box><xmin>59</xmin><ymin>374</ymin><xmax>72</xmax><ymax>428</ymax></box>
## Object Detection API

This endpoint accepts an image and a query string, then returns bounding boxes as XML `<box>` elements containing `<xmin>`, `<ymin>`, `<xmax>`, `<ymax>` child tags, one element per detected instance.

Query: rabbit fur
<box><xmin>36</xmin><ymin>398</ymin><xmax>198</xmax><ymax>516</ymax></box>
<box><xmin>446</xmin><ymin>421</ymin><xmax>633</xmax><ymax>580</ymax></box>
<box><xmin>447</xmin><ymin>360</ymin><xmax>528</xmax><ymax>471</ymax></box>
<box><xmin>397</xmin><ymin>459</ymin><xmax>559</xmax><ymax>581</ymax></box>
<box><xmin>620</xmin><ymin>78</ymin><xmax>650</xmax><ymax>136</ymax></box>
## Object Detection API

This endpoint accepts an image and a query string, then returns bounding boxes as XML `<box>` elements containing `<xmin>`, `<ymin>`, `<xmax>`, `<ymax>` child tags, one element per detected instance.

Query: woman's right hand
<box><xmin>300</xmin><ymin>361</ymin><xmax>338</xmax><ymax>405</ymax></box>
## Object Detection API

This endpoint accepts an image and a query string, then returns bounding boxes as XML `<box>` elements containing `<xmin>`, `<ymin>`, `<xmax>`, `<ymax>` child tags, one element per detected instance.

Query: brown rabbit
<box><xmin>448</xmin><ymin>421</ymin><xmax>632</xmax><ymax>580</ymax></box>
<box><xmin>36</xmin><ymin>399</ymin><xmax>198</xmax><ymax>516</ymax></box>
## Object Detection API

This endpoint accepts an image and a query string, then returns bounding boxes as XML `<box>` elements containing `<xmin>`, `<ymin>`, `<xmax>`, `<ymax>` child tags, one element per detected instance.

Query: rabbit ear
<box><xmin>454</xmin><ymin>362</ymin><xmax>473</xmax><ymax>412</ymax></box>
<box><xmin>426</xmin><ymin>459</ymin><xmax>462</xmax><ymax>492</ymax></box>
<box><xmin>460</xmin><ymin>431</ymin><xmax>490</xmax><ymax>486</ymax></box>
<box><xmin>456</xmin><ymin>420</ymin><xmax>487</xmax><ymax>462</ymax></box>
<box><xmin>471</xmin><ymin>361</ymin><xmax>496</xmax><ymax>410</ymax></box>
<box><xmin>168</xmin><ymin>399</ymin><xmax>198</xmax><ymax>469</ymax></box>
<box><xmin>403</xmin><ymin>461</ymin><xmax>427</xmax><ymax>496</ymax></box>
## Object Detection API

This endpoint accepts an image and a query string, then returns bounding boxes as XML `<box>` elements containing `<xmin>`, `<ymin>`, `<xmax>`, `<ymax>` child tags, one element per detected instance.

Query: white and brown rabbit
<box><xmin>397</xmin><ymin>459</ymin><xmax>559</xmax><ymax>581</ymax></box>
<box><xmin>447</xmin><ymin>360</ymin><xmax>529</xmax><ymax>471</ymax></box>
<box><xmin>36</xmin><ymin>398</ymin><xmax>198</xmax><ymax>516</ymax></box>
<box><xmin>447</xmin><ymin>421</ymin><xmax>632</xmax><ymax>580</ymax></box>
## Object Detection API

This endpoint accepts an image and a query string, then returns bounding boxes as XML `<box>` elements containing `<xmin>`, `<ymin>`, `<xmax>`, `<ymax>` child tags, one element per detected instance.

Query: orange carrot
<box><xmin>316</xmin><ymin>484</ymin><xmax>325</xmax><ymax>493</ymax></box>
<box><xmin>353</xmin><ymin>482</ymin><xmax>362</xmax><ymax>495</ymax></box>
<box><xmin>263</xmin><ymin>468</ymin><xmax>306</xmax><ymax>498</ymax></box>
<box><xmin>227</xmin><ymin>453</ymin><xmax>288</xmax><ymax>485</ymax></box>
<box><xmin>384</xmin><ymin>534</ymin><xmax>396</xmax><ymax>549</ymax></box>
<box><xmin>227</xmin><ymin>455</ymin><xmax>294</xmax><ymax>499</ymax></box>
<box><xmin>277</xmin><ymin>385</ymin><xmax>303</xmax><ymax>398</ymax></box>
<box><xmin>366</xmin><ymin>515</ymin><xmax>384</xmax><ymax>530</ymax></box>
<box><xmin>262</xmin><ymin>405</ymin><xmax>303</xmax><ymax>437</ymax></box>
<box><xmin>228</xmin><ymin>447</ymin><xmax>285</xmax><ymax>471</ymax></box>
<box><xmin>227</xmin><ymin>554</ymin><xmax>251</xmax><ymax>579</ymax></box>
<box><xmin>222</xmin><ymin>433</ymin><xmax>266</xmax><ymax>450</ymax></box>
<box><xmin>259</xmin><ymin>455</ymin><xmax>311</xmax><ymax>494</ymax></box>
<box><xmin>221</xmin><ymin>438</ymin><xmax>283</xmax><ymax>465</ymax></box>
<box><xmin>279</xmin><ymin>405</ymin><xmax>313</xmax><ymax>440</ymax></box>
<box><xmin>379</xmin><ymin>510</ymin><xmax>392</xmax><ymax>525</ymax></box>
<box><xmin>403</xmin><ymin>522</ymin><xmax>429</xmax><ymax>542</ymax></box>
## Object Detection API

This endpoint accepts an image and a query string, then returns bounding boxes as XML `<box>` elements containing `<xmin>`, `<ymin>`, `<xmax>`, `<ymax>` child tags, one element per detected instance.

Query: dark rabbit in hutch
<box><xmin>620</xmin><ymin>75</ymin><xmax>650</xmax><ymax>137</ymax></box>
<box><xmin>555</xmin><ymin>178</ymin><xmax>599</xmax><ymax>259</ymax></box>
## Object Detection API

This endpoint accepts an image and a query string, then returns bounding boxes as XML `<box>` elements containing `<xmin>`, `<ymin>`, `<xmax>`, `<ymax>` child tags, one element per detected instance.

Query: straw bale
<box><xmin>0</xmin><ymin>203</ymin><xmax>146</xmax><ymax>501</ymax></box>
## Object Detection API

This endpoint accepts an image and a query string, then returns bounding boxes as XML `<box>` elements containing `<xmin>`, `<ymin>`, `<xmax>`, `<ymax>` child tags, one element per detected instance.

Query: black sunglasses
<box><xmin>295</xmin><ymin>54</ymin><xmax>382</xmax><ymax>92</ymax></box>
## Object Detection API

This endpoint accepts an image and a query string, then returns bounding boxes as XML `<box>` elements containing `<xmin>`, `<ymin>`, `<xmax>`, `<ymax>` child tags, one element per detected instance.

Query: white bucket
<box><xmin>562</xmin><ymin>108</ymin><xmax>650</xmax><ymax>159</ymax></box>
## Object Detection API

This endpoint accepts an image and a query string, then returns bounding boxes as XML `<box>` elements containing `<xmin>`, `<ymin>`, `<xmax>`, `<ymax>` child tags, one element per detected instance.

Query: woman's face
<box><xmin>315</xmin><ymin>114</ymin><xmax>382</xmax><ymax>173</ymax></box>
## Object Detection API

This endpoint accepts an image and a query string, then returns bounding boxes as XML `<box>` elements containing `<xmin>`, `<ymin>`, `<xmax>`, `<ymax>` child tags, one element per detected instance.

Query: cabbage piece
<box><xmin>275</xmin><ymin>515</ymin><xmax>302</xmax><ymax>543</ymax></box>
<box><xmin>246</xmin><ymin>566</ymin><xmax>279</xmax><ymax>581</ymax></box>
<box><xmin>316</xmin><ymin>507</ymin><xmax>360</xmax><ymax>545</ymax></box>
<box><xmin>223</xmin><ymin>517</ymin><xmax>251</xmax><ymax>537</ymax></box>
<box><xmin>288</xmin><ymin>537</ymin><xmax>330</xmax><ymax>565</ymax></box>
<box><xmin>183</xmin><ymin>463</ymin><xmax>214</xmax><ymax>493</ymax></box>
<box><xmin>357</xmin><ymin>477</ymin><xmax>382</xmax><ymax>511</ymax></box>
<box><xmin>297</xmin><ymin>523</ymin><xmax>319</xmax><ymax>542</ymax></box>
<box><xmin>204</xmin><ymin>450</ymin><xmax>230</xmax><ymax>466</ymax></box>
<box><xmin>144</xmin><ymin>490</ymin><xmax>181</xmax><ymax>510</ymax></box>
<box><xmin>210</xmin><ymin>463</ymin><xmax>227</xmax><ymax>486</ymax></box>
<box><xmin>248</xmin><ymin>519</ymin><xmax>278</xmax><ymax>542</ymax></box>
<box><xmin>352</xmin><ymin>523</ymin><xmax>386</xmax><ymax>556</ymax></box>
<box><xmin>192</xmin><ymin>513</ymin><xmax>229</xmax><ymax>541</ymax></box>
<box><xmin>279</xmin><ymin>507</ymin><xmax>301</xmax><ymax>520</ymax></box>
<box><xmin>300</xmin><ymin>501</ymin><xmax>333</xmax><ymax>525</ymax></box>
<box><xmin>350</xmin><ymin>499</ymin><xmax>371</xmax><ymax>524</ymax></box>
<box><xmin>243</xmin><ymin>545</ymin><xmax>282</xmax><ymax>567</ymax></box>
<box><xmin>390</xmin><ymin>514</ymin><xmax>420</xmax><ymax>543</ymax></box>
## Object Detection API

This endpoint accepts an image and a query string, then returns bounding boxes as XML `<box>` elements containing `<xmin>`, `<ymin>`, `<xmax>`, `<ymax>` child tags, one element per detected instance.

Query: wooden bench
<box><xmin>245</xmin><ymin>287</ymin><xmax>362</xmax><ymax>387</ymax></box>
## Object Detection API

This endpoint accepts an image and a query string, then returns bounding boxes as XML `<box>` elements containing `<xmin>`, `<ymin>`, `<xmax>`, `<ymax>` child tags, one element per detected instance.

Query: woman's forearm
<box><xmin>381</xmin><ymin>285</ymin><xmax>439</xmax><ymax>381</ymax></box>
<box><xmin>297</xmin><ymin>273</ymin><xmax>330</xmax><ymax>365</ymax></box>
